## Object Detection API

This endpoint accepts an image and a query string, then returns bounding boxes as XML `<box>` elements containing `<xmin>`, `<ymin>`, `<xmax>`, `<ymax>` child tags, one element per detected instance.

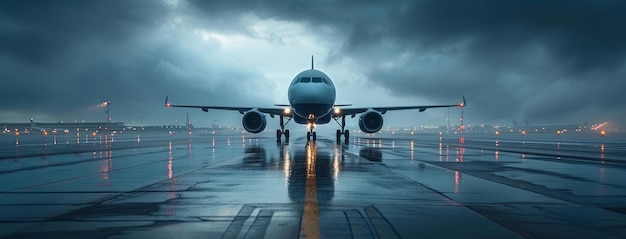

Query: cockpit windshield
<box><xmin>294</xmin><ymin>76</ymin><xmax>331</xmax><ymax>85</ymax></box>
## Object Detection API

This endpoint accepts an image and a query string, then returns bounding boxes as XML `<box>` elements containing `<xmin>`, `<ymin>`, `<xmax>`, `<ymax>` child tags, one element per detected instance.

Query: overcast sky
<box><xmin>1</xmin><ymin>0</ymin><xmax>625</xmax><ymax>130</ymax></box>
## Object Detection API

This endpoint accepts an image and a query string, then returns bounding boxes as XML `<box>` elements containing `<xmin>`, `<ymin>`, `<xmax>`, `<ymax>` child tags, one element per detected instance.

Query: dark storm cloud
<box><xmin>0</xmin><ymin>0</ymin><xmax>170</xmax><ymax>120</ymax></box>
<box><xmin>0</xmin><ymin>1</ymin><xmax>164</xmax><ymax>66</ymax></box>
<box><xmin>189</xmin><ymin>0</ymin><xmax>626</xmax><ymax>70</ymax></box>
<box><xmin>384</xmin><ymin>0</ymin><xmax>626</xmax><ymax>72</ymax></box>
<box><xmin>0</xmin><ymin>0</ymin><xmax>275</xmax><ymax>124</ymax></box>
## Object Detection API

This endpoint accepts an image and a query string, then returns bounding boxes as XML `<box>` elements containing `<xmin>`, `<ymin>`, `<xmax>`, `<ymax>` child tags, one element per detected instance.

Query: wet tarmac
<box><xmin>1</xmin><ymin>130</ymin><xmax>626</xmax><ymax>238</ymax></box>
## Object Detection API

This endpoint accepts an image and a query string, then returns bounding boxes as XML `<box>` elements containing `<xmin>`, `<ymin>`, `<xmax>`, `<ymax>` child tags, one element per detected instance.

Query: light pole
<box><xmin>100</xmin><ymin>101</ymin><xmax>111</xmax><ymax>137</ymax></box>
<box><xmin>104</xmin><ymin>100</ymin><xmax>111</xmax><ymax>124</ymax></box>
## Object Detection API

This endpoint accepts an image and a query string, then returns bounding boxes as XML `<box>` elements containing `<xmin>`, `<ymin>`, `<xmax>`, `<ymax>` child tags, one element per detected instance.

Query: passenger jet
<box><xmin>165</xmin><ymin>57</ymin><xmax>466</xmax><ymax>142</ymax></box>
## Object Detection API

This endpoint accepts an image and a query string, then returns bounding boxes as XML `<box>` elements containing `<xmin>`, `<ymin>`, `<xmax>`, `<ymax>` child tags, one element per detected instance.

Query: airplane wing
<box><xmin>164</xmin><ymin>96</ymin><xmax>286</xmax><ymax>116</ymax></box>
<box><xmin>336</xmin><ymin>96</ymin><xmax>466</xmax><ymax>117</ymax></box>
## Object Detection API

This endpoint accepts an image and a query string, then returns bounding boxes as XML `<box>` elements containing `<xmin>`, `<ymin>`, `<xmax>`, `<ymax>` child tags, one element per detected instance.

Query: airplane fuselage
<box><xmin>287</xmin><ymin>69</ymin><xmax>336</xmax><ymax>125</ymax></box>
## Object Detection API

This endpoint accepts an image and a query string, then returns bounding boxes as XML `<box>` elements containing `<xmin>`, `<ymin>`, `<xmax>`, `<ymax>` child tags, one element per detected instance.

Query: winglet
<box><xmin>311</xmin><ymin>55</ymin><xmax>314</xmax><ymax>69</ymax></box>
<box><xmin>460</xmin><ymin>95</ymin><xmax>467</xmax><ymax>107</ymax></box>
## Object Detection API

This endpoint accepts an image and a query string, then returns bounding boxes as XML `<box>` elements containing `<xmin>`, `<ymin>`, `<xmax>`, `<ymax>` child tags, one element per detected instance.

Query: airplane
<box><xmin>27</xmin><ymin>117</ymin><xmax>69</xmax><ymax>134</ymax></box>
<box><xmin>29</xmin><ymin>117</ymin><xmax>48</xmax><ymax>132</ymax></box>
<box><xmin>165</xmin><ymin>56</ymin><xmax>466</xmax><ymax>142</ymax></box>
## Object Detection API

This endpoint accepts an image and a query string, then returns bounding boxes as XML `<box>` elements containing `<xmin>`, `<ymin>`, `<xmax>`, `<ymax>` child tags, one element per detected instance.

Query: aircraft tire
<box><xmin>285</xmin><ymin>130</ymin><xmax>290</xmax><ymax>139</ymax></box>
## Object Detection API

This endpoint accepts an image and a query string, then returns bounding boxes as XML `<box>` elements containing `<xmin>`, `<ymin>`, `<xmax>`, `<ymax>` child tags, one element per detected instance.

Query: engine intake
<box><xmin>359</xmin><ymin>111</ymin><xmax>383</xmax><ymax>133</ymax></box>
<box><xmin>242</xmin><ymin>110</ymin><xmax>267</xmax><ymax>133</ymax></box>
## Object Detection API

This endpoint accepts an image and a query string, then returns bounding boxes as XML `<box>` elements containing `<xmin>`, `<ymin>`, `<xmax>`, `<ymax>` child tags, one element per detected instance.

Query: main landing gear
<box><xmin>334</xmin><ymin>115</ymin><xmax>349</xmax><ymax>143</ymax></box>
<box><xmin>276</xmin><ymin>115</ymin><xmax>290</xmax><ymax>141</ymax></box>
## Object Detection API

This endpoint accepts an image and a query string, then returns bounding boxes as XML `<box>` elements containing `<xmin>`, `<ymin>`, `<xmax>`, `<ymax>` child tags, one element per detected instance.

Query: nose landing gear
<box><xmin>306</xmin><ymin>122</ymin><xmax>317</xmax><ymax>141</ymax></box>
<box><xmin>305</xmin><ymin>114</ymin><xmax>318</xmax><ymax>141</ymax></box>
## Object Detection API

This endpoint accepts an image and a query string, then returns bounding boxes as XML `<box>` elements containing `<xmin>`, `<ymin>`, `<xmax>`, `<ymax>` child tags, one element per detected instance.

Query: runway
<box><xmin>1</xmin><ymin>130</ymin><xmax>625</xmax><ymax>238</ymax></box>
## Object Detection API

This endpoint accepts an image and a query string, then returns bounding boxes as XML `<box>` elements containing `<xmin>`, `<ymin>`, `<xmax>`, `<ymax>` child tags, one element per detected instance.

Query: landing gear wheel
<box><xmin>277</xmin><ymin>115</ymin><xmax>292</xmax><ymax>141</ymax></box>
<box><xmin>307</xmin><ymin>132</ymin><xmax>311</xmax><ymax>140</ymax></box>
<box><xmin>334</xmin><ymin>115</ymin><xmax>349</xmax><ymax>144</ymax></box>
<box><xmin>312</xmin><ymin>132</ymin><xmax>317</xmax><ymax>141</ymax></box>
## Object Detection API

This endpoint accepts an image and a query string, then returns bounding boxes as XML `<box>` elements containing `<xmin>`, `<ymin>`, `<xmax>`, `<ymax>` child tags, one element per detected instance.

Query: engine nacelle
<box><xmin>242</xmin><ymin>110</ymin><xmax>267</xmax><ymax>133</ymax></box>
<box><xmin>359</xmin><ymin>111</ymin><xmax>383</xmax><ymax>133</ymax></box>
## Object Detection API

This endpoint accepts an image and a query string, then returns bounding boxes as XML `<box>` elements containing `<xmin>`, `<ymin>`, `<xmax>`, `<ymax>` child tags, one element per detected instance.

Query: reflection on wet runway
<box><xmin>1</xmin><ymin>131</ymin><xmax>626</xmax><ymax>238</ymax></box>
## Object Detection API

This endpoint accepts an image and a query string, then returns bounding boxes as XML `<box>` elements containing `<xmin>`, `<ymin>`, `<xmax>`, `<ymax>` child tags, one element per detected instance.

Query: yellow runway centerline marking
<box><xmin>299</xmin><ymin>142</ymin><xmax>320</xmax><ymax>239</ymax></box>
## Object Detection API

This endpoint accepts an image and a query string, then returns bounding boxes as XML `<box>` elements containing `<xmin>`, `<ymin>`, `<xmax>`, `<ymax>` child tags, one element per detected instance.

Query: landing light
<box><xmin>334</xmin><ymin>107</ymin><xmax>341</xmax><ymax>115</ymax></box>
<box><xmin>284</xmin><ymin>107</ymin><xmax>291</xmax><ymax>115</ymax></box>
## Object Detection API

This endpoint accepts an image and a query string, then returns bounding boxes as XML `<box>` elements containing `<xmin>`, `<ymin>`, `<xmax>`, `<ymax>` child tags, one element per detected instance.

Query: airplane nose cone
<box><xmin>289</xmin><ymin>84</ymin><xmax>335</xmax><ymax>105</ymax></box>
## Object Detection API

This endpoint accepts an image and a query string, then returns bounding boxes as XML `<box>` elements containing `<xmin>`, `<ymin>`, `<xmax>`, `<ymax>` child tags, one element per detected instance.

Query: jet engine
<box><xmin>242</xmin><ymin>110</ymin><xmax>267</xmax><ymax>133</ymax></box>
<box><xmin>359</xmin><ymin>111</ymin><xmax>383</xmax><ymax>133</ymax></box>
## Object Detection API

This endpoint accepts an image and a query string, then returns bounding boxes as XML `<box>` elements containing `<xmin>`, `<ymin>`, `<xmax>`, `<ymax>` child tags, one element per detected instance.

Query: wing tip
<box><xmin>460</xmin><ymin>95</ymin><xmax>467</xmax><ymax>107</ymax></box>
<box><xmin>164</xmin><ymin>95</ymin><xmax>171</xmax><ymax>108</ymax></box>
